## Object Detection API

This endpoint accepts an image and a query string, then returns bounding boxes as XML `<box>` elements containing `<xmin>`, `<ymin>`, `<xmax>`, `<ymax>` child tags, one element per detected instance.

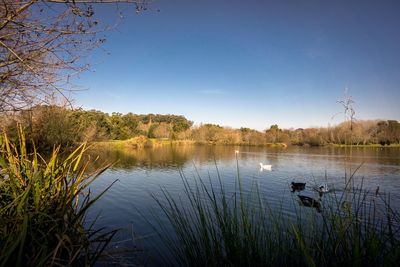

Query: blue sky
<box><xmin>74</xmin><ymin>0</ymin><xmax>400</xmax><ymax>130</ymax></box>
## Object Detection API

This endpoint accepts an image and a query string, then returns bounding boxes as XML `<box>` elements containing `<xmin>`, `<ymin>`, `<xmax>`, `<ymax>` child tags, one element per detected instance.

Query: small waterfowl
<box><xmin>317</xmin><ymin>183</ymin><xmax>329</xmax><ymax>193</ymax></box>
<box><xmin>298</xmin><ymin>195</ymin><xmax>321</xmax><ymax>212</ymax></box>
<box><xmin>291</xmin><ymin>182</ymin><xmax>306</xmax><ymax>192</ymax></box>
<box><xmin>259</xmin><ymin>162</ymin><xmax>272</xmax><ymax>170</ymax></box>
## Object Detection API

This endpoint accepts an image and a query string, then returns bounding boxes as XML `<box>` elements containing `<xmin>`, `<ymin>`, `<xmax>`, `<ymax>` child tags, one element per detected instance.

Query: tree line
<box><xmin>188</xmin><ymin>121</ymin><xmax>400</xmax><ymax>146</ymax></box>
<box><xmin>0</xmin><ymin>105</ymin><xmax>193</xmax><ymax>150</ymax></box>
<box><xmin>0</xmin><ymin>105</ymin><xmax>399</xmax><ymax>149</ymax></box>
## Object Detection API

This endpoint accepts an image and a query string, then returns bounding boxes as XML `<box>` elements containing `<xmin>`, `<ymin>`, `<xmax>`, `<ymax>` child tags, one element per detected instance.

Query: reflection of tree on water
<box><xmin>87</xmin><ymin>146</ymin><xmax>191</xmax><ymax>171</ymax></box>
<box><xmin>86</xmin><ymin>145</ymin><xmax>287</xmax><ymax>172</ymax></box>
<box><xmin>87</xmin><ymin>145</ymin><xmax>400</xmax><ymax>170</ymax></box>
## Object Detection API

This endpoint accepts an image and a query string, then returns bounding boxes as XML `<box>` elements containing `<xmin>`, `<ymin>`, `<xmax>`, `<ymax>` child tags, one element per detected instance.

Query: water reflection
<box><xmin>88</xmin><ymin>145</ymin><xmax>309</xmax><ymax>170</ymax></box>
<box><xmin>297</xmin><ymin>195</ymin><xmax>322</xmax><ymax>213</ymax></box>
<box><xmin>86</xmin><ymin>145</ymin><xmax>400</xmax><ymax>265</ymax></box>
<box><xmin>88</xmin><ymin>146</ymin><xmax>192</xmax><ymax>170</ymax></box>
<box><xmin>86</xmin><ymin>145</ymin><xmax>400</xmax><ymax>213</ymax></box>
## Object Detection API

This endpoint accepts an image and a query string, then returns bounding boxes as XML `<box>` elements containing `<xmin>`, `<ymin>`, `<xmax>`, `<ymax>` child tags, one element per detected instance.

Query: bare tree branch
<box><xmin>0</xmin><ymin>0</ymin><xmax>151</xmax><ymax>112</ymax></box>
<box><xmin>333</xmin><ymin>88</ymin><xmax>356</xmax><ymax>131</ymax></box>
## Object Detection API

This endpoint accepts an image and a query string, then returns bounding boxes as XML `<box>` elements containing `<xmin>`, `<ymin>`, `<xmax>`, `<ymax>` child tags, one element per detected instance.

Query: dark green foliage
<box><xmin>147</xmin><ymin>124</ymin><xmax>157</xmax><ymax>138</ymax></box>
<box><xmin>265</xmin><ymin>124</ymin><xmax>283</xmax><ymax>143</ymax></box>
<box><xmin>172</xmin><ymin>119</ymin><xmax>193</xmax><ymax>133</ymax></box>
<box><xmin>31</xmin><ymin>105</ymin><xmax>77</xmax><ymax>150</ymax></box>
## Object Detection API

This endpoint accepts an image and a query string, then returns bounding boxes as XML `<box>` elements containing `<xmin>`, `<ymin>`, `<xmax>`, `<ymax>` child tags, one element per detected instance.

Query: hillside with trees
<box><xmin>1</xmin><ymin>105</ymin><xmax>399</xmax><ymax>150</ymax></box>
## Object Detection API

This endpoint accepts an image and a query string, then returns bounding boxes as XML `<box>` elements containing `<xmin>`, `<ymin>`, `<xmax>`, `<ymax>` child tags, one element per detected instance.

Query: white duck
<box><xmin>318</xmin><ymin>183</ymin><xmax>329</xmax><ymax>193</ymax></box>
<box><xmin>259</xmin><ymin>162</ymin><xmax>272</xmax><ymax>171</ymax></box>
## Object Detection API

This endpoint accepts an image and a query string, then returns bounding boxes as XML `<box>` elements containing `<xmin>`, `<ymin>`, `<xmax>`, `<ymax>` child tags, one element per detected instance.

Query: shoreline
<box><xmin>89</xmin><ymin>137</ymin><xmax>400</xmax><ymax>150</ymax></box>
<box><xmin>90</xmin><ymin>138</ymin><xmax>288</xmax><ymax>150</ymax></box>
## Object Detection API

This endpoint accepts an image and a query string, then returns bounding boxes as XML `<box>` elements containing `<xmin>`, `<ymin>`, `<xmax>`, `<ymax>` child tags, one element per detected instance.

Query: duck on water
<box><xmin>259</xmin><ymin>162</ymin><xmax>272</xmax><ymax>170</ymax></box>
<box><xmin>317</xmin><ymin>183</ymin><xmax>329</xmax><ymax>193</ymax></box>
<box><xmin>291</xmin><ymin>182</ymin><xmax>306</xmax><ymax>192</ymax></box>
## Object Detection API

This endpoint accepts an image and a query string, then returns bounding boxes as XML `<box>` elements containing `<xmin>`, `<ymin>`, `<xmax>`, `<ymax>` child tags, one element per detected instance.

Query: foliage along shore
<box><xmin>91</xmin><ymin>138</ymin><xmax>400</xmax><ymax>153</ymax></box>
<box><xmin>1</xmin><ymin>105</ymin><xmax>399</xmax><ymax>151</ymax></box>
<box><xmin>90</xmin><ymin>137</ymin><xmax>288</xmax><ymax>151</ymax></box>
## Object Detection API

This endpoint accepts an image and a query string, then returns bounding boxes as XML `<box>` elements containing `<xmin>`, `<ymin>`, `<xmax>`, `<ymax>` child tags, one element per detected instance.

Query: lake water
<box><xmin>86</xmin><ymin>145</ymin><xmax>400</xmax><ymax>265</ymax></box>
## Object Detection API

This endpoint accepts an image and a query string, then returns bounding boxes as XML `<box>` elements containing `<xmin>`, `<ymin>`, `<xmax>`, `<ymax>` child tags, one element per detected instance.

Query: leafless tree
<box><xmin>333</xmin><ymin>88</ymin><xmax>356</xmax><ymax>131</ymax></box>
<box><xmin>0</xmin><ymin>0</ymin><xmax>151</xmax><ymax>112</ymax></box>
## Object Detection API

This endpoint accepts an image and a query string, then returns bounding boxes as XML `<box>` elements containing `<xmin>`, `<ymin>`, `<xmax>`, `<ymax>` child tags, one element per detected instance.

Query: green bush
<box><xmin>0</xmin><ymin>127</ymin><xmax>115</xmax><ymax>266</ymax></box>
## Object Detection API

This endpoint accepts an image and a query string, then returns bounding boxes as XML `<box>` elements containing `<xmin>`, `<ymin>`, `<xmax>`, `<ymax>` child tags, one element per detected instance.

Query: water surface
<box><xmin>87</xmin><ymin>145</ymin><xmax>400</xmax><ymax>265</ymax></box>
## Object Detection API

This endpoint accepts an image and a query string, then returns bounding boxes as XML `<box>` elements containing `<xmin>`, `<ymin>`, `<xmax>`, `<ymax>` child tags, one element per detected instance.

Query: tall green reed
<box><xmin>0</xmin><ymin>127</ymin><xmax>115</xmax><ymax>266</ymax></box>
<box><xmin>151</xmin><ymin>162</ymin><xmax>400</xmax><ymax>266</ymax></box>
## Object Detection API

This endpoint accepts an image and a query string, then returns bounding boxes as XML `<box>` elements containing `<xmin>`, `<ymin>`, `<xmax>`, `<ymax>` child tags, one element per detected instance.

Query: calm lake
<box><xmin>87</xmin><ymin>145</ymin><xmax>400</xmax><ymax>265</ymax></box>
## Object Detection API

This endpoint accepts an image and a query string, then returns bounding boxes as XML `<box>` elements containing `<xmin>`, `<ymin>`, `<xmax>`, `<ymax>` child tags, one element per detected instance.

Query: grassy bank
<box><xmin>91</xmin><ymin>137</ymin><xmax>199</xmax><ymax>150</ymax></box>
<box><xmin>150</xmin><ymin>165</ymin><xmax>400</xmax><ymax>266</ymax></box>
<box><xmin>0</xmin><ymin>129</ymin><xmax>114</xmax><ymax>266</ymax></box>
<box><xmin>91</xmin><ymin>137</ymin><xmax>288</xmax><ymax>151</ymax></box>
<box><xmin>328</xmin><ymin>143</ymin><xmax>400</xmax><ymax>148</ymax></box>
<box><xmin>92</xmin><ymin>137</ymin><xmax>400</xmax><ymax>152</ymax></box>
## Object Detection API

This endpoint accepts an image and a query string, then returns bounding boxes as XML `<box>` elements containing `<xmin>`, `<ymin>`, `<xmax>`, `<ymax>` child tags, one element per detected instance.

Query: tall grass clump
<box><xmin>0</xmin><ymin>128</ymin><xmax>115</xmax><ymax>266</ymax></box>
<box><xmin>151</xmin><ymin>164</ymin><xmax>400</xmax><ymax>266</ymax></box>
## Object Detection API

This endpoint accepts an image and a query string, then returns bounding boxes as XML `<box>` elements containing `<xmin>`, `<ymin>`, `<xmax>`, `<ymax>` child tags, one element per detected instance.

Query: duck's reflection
<box><xmin>298</xmin><ymin>195</ymin><xmax>321</xmax><ymax>213</ymax></box>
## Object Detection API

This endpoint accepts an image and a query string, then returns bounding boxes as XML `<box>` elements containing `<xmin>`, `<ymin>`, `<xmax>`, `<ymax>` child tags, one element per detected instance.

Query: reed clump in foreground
<box><xmin>0</xmin><ymin>128</ymin><xmax>115</xmax><ymax>266</ymax></box>
<box><xmin>151</xmin><ymin>166</ymin><xmax>400</xmax><ymax>267</ymax></box>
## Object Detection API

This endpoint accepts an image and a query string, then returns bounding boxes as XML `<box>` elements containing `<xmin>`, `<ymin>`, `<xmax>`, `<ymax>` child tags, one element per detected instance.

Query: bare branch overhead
<box><xmin>0</xmin><ymin>0</ymin><xmax>151</xmax><ymax>112</ymax></box>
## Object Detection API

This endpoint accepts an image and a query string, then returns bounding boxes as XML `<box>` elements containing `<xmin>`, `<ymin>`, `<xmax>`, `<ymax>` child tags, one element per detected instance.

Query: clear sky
<box><xmin>74</xmin><ymin>0</ymin><xmax>400</xmax><ymax>130</ymax></box>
